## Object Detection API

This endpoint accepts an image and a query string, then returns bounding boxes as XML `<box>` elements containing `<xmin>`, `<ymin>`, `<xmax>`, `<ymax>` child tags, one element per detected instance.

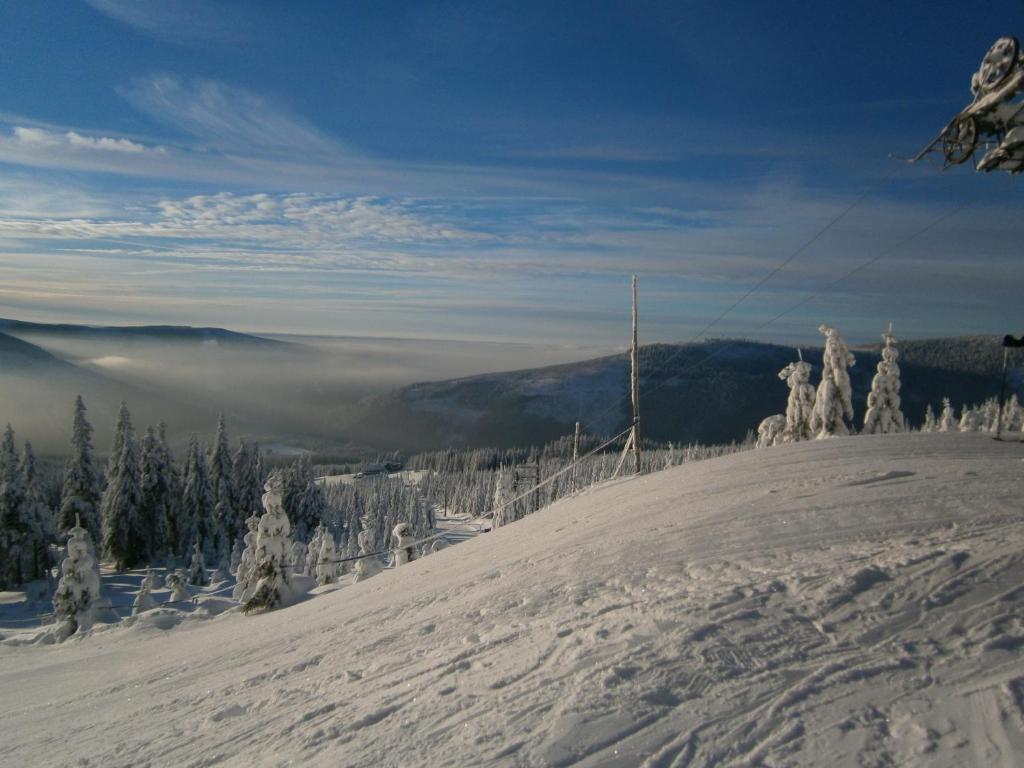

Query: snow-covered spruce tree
<box><xmin>19</xmin><ymin>442</ymin><xmax>54</xmax><ymax>584</ymax></box>
<box><xmin>315</xmin><ymin>530</ymin><xmax>339</xmax><ymax>585</ymax></box>
<box><xmin>352</xmin><ymin>530</ymin><xmax>383</xmax><ymax>582</ymax></box>
<box><xmin>490</xmin><ymin>465</ymin><xmax>511</xmax><ymax>528</ymax></box>
<box><xmin>59</xmin><ymin>396</ymin><xmax>102</xmax><ymax>541</ymax></box>
<box><xmin>100</xmin><ymin>402</ymin><xmax>145</xmax><ymax>570</ymax></box>
<box><xmin>0</xmin><ymin>424</ymin><xmax>27</xmax><ymax>587</ymax></box>
<box><xmin>938</xmin><ymin>398</ymin><xmax>958</xmax><ymax>432</ymax></box>
<box><xmin>209</xmin><ymin>414</ymin><xmax>239</xmax><ymax>552</ymax></box>
<box><xmin>157</xmin><ymin>422</ymin><xmax>185</xmax><ymax>559</ymax></box>
<box><xmin>187</xmin><ymin>537</ymin><xmax>208</xmax><ymax>586</ymax></box>
<box><xmin>922</xmin><ymin>405</ymin><xmax>937</xmax><ymax>433</ymax></box>
<box><xmin>164</xmin><ymin>570</ymin><xmax>189</xmax><ymax>603</ymax></box>
<box><xmin>779</xmin><ymin>351</ymin><xmax>815</xmax><ymax>443</ymax></box>
<box><xmin>181</xmin><ymin>435</ymin><xmax>215</xmax><ymax>556</ymax></box>
<box><xmin>242</xmin><ymin>474</ymin><xmax>294</xmax><ymax>613</ymax></box>
<box><xmin>137</xmin><ymin>426</ymin><xmax>169</xmax><ymax>562</ymax></box>
<box><xmin>391</xmin><ymin>522</ymin><xmax>419</xmax><ymax>567</ymax></box>
<box><xmin>959</xmin><ymin>406</ymin><xmax>982</xmax><ymax>432</ymax></box>
<box><xmin>863</xmin><ymin>326</ymin><xmax>905</xmax><ymax>435</ymax></box>
<box><xmin>306</xmin><ymin>524</ymin><xmax>324</xmax><ymax>576</ymax></box>
<box><xmin>231</xmin><ymin>513</ymin><xmax>260</xmax><ymax>601</ymax></box>
<box><xmin>132</xmin><ymin>569</ymin><xmax>157</xmax><ymax>615</ymax></box>
<box><xmin>282</xmin><ymin>456</ymin><xmax>321</xmax><ymax>543</ymax></box>
<box><xmin>1001</xmin><ymin>394</ymin><xmax>1023</xmax><ymax>433</ymax></box>
<box><xmin>810</xmin><ymin>324</ymin><xmax>856</xmax><ymax>438</ymax></box>
<box><xmin>52</xmin><ymin>515</ymin><xmax>101</xmax><ymax>640</ymax></box>
<box><xmin>979</xmin><ymin>397</ymin><xmax>1001</xmax><ymax>432</ymax></box>
<box><xmin>232</xmin><ymin>440</ymin><xmax>264</xmax><ymax>539</ymax></box>
<box><xmin>755</xmin><ymin>415</ymin><xmax>786</xmax><ymax>448</ymax></box>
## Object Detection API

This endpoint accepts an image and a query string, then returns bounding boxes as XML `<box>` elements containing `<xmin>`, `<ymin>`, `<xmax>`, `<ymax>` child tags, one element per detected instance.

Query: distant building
<box><xmin>355</xmin><ymin>460</ymin><xmax>403</xmax><ymax>478</ymax></box>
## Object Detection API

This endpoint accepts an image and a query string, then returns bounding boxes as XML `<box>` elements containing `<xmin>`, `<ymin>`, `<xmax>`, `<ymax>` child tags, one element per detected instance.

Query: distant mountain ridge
<box><xmin>0</xmin><ymin>331</ymin><xmax>80</xmax><ymax>370</ymax></box>
<box><xmin>0</xmin><ymin>318</ymin><xmax>283</xmax><ymax>346</ymax></box>
<box><xmin>348</xmin><ymin>336</ymin><xmax>1022</xmax><ymax>451</ymax></box>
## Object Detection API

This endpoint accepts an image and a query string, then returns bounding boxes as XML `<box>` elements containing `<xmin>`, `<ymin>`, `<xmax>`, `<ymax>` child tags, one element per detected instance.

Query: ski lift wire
<box><xmin>581</xmin><ymin>179</ymin><xmax>965</xmax><ymax>430</ymax></box>
<box><xmin>622</xmin><ymin>198</ymin><xmax>971</xmax><ymax>408</ymax></box>
<box><xmin>279</xmin><ymin>423</ymin><xmax>636</xmax><ymax>570</ymax></box>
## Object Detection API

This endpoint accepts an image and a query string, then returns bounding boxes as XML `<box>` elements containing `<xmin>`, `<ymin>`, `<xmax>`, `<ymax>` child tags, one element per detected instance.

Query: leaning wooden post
<box><xmin>571</xmin><ymin>421</ymin><xmax>581</xmax><ymax>492</ymax></box>
<box><xmin>631</xmin><ymin>274</ymin><xmax>641</xmax><ymax>474</ymax></box>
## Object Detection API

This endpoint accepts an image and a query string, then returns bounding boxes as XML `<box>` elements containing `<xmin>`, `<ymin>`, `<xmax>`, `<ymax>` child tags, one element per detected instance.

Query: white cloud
<box><xmin>9</xmin><ymin>125</ymin><xmax>160</xmax><ymax>154</ymax></box>
<box><xmin>65</xmin><ymin>131</ymin><xmax>148</xmax><ymax>153</ymax></box>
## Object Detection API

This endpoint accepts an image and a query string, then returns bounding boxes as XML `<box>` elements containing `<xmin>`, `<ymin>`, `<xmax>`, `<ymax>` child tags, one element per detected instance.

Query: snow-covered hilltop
<box><xmin>2</xmin><ymin>433</ymin><xmax>1023</xmax><ymax>767</ymax></box>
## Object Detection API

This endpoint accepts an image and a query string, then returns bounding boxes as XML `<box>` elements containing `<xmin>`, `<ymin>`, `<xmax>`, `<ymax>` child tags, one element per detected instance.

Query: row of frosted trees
<box><xmin>922</xmin><ymin>394</ymin><xmax>1021</xmax><ymax>433</ymax></box>
<box><xmin>756</xmin><ymin>323</ymin><xmax>1021</xmax><ymax>447</ymax></box>
<box><xmin>756</xmin><ymin>323</ymin><xmax>885</xmax><ymax>447</ymax></box>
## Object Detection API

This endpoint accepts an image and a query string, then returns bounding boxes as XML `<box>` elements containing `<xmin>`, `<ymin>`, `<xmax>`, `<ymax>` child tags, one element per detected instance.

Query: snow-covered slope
<box><xmin>2</xmin><ymin>433</ymin><xmax>1023</xmax><ymax>767</ymax></box>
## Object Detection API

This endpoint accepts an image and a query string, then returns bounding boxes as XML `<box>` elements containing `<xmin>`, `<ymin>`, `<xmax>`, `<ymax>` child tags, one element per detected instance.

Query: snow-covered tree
<box><xmin>232</xmin><ymin>513</ymin><xmax>260</xmax><ymax>601</ymax></box>
<box><xmin>779</xmin><ymin>351</ymin><xmax>815</xmax><ymax>443</ymax></box>
<box><xmin>490</xmin><ymin>465</ymin><xmax>512</xmax><ymax>528</ymax></box>
<box><xmin>315</xmin><ymin>530</ymin><xmax>339</xmax><ymax>585</ymax></box>
<box><xmin>306</xmin><ymin>525</ymin><xmax>325</xmax><ymax>576</ymax></box>
<box><xmin>391</xmin><ymin>522</ymin><xmax>419</xmax><ymax>567</ymax></box>
<box><xmin>959</xmin><ymin>407</ymin><xmax>982</xmax><ymax>432</ymax></box>
<box><xmin>352</xmin><ymin>530</ymin><xmax>383</xmax><ymax>583</ymax></box>
<box><xmin>232</xmin><ymin>440</ymin><xmax>264</xmax><ymax>541</ymax></box>
<box><xmin>52</xmin><ymin>515</ymin><xmax>101</xmax><ymax>640</ymax></box>
<box><xmin>187</xmin><ymin>537</ymin><xmax>208</xmax><ymax>586</ymax></box>
<box><xmin>922</xmin><ymin>404</ymin><xmax>937</xmax><ymax>432</ymax></box>
<box><xmin>19</xmin><ymin>442</ymin><xmax>54</xmax><ymax>584</ymax></box>
<box><xmin>283</xmin><ymin>456</ymin><xmax>323</xmax><ymax>543</ymax></box>
<box><xmin>100</xmin><ymin>402</ymin><xmax>145</xmax><ymax>570</ymax></box>
<box><xmin>0</xmin><ymin>425</ymin><xmax>27</xmax><ymax>587</ymax></box>
<box><xmin>978</xmin><ymin>397</ymin><xmax>1000</xmax><ymax>432</ymax></box>
<box><xmin>1001</xmin><ymin>394</ymin><xmax>1022</xmax><ymax>433</ymax></box>
<box><xmin>181</xmin><ymin>435</ymin><xmax>215</xmax><ymax>556</ymax></box>
<box><xmin>132</xmin><ymin>569</ymin><xmax>157</xmax><ymax>615</ymax></box>
<box><xmin>157</xmin><ymin>422</ymin><xmax>185</xmax><ymax>559</ymax></box>
<box><xmin>863</xmin><ymin>326</ymin><xmax>905</xmax><ymax>435</ymax></box>
<box><xmin>810</xmin><ymin>324</ymin><xmax>856</xmax><ymax>438</ymax></box>
<box><xmin>938</xmin><ymin>398</ymin><xmax>958</xmax><ymax>432</ymax></box>
<box><xmin>137</xmin><ymin>426</ymin><xmax>169</xmax><ymax>562</ymax></box>
<box><xmin>58</xmin><ymin>396</ymin><xmax>101</xmax><ymax>541</ymax></box>
<box><xmin>209</xmin><ymin>414</ymin><xmax>239</xmax><ymax>551</ymax></box>
<box><xmin>242</xmin><ymin>475</ymin><xmax>294</xmax><ymax>613</ymax></box>
<box><xmin>164</xmin><ymin>571</ymin><xmax>189</xmax><ymax>603</ymax></box>
<box><xmin>755</xmin><ymin>414</ymin><xmax>786</xmax><ymax>448</ymax></box>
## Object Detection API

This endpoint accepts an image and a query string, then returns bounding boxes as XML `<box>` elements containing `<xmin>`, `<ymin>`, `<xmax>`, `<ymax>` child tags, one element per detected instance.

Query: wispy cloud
<box><xmin>0</xmin><ymin>192</ymin><xmax>482</xmax><ymax>250</ymax></box>
<box><xmin>83</xmin><ymin>0</ymin><xmax>257</xmax><ymax>46</ymax></box>
<box><xmin>121</xmin><ymin>77</ymin><xmax>342</xmax><ymax>155</ymax></box>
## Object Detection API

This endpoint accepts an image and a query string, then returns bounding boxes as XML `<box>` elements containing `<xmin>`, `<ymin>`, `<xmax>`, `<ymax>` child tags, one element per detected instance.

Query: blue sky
<box><xmin>0</xmin><ymin>0</ymin><xmax>1021</xmax><ymax>347</ymax></box>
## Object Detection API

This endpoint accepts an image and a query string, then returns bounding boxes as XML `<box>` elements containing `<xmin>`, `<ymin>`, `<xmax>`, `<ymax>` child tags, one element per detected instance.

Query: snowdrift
<box><xmin>1</xmin><ymin>433</ymin><xmax>1023</xmax><ymax>767</ymax></box>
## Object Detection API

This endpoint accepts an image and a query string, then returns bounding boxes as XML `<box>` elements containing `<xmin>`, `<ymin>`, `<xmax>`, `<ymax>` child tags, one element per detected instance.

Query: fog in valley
<box><xmin>0</xmin><ymin>323</ymin><xmax>615</xmax><ymax>460</ymax></box>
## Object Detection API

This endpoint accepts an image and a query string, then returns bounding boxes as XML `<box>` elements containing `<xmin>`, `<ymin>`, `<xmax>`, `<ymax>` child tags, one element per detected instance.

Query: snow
<box><xmin>1</xmin><ymin>433</ymin><xmax>1023</xmax><ymax>766</ymax></box>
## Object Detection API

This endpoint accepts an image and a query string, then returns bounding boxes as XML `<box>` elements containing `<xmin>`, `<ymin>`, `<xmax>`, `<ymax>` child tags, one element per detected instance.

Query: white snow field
<box><xmin>2</xmin><ymin>433</ymin><xmax>1023</xmax><ymax>767</ymax></box>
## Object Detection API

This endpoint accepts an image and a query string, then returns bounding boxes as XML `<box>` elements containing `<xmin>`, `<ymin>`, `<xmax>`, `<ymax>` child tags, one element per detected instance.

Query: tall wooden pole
<box><xmin>631</xmin><ymin>274</ymin><xmax>641</xmax><ymax>474</ymax></box>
